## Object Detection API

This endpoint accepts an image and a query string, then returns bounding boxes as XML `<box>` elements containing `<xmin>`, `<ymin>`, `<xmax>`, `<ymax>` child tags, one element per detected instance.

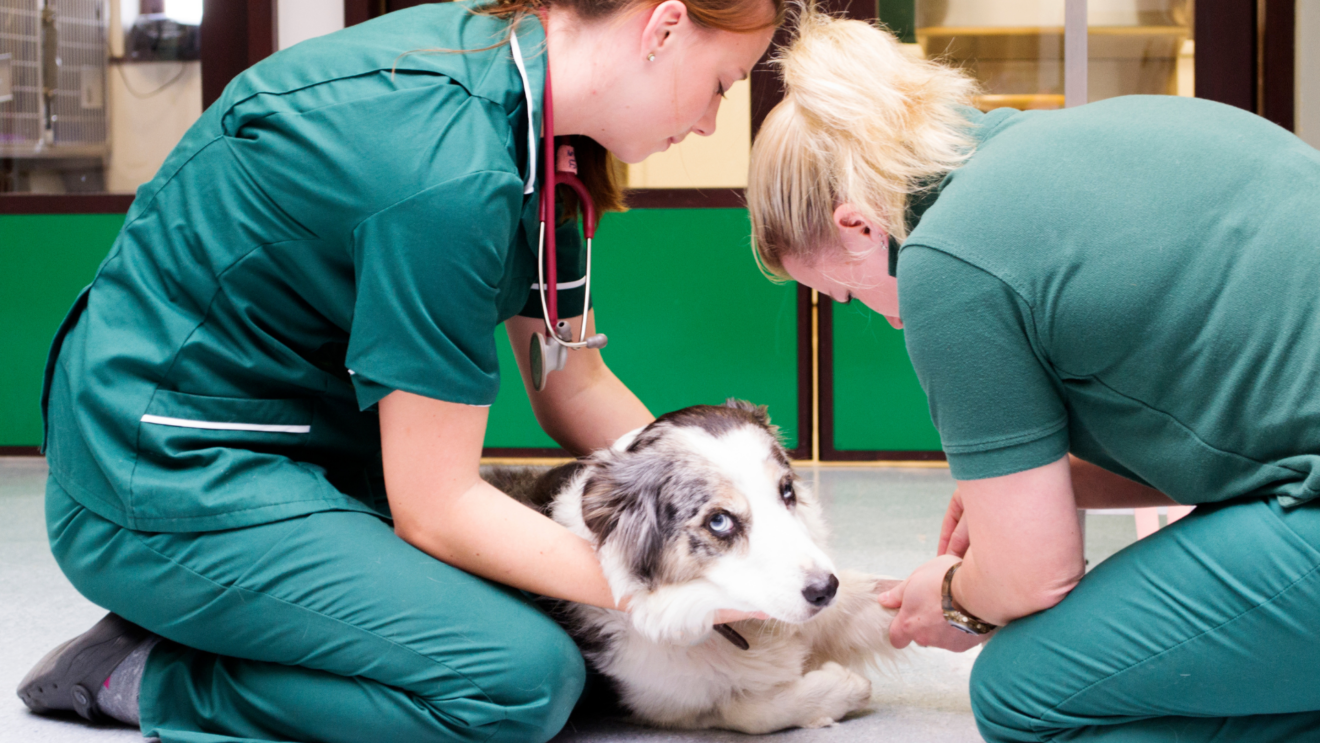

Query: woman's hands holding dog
<box><xmin>878</xmin><ymin>554</ymin><xmax>986</xmax><ymax>652</ymax></box>
<box><xmin>877</xmin><ymin>487</ymin><xmax>982</xmax><ymax>652</ymax></box>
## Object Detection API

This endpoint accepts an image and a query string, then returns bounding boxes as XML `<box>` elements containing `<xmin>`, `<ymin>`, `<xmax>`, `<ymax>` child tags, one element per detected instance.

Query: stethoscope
<box><xmin>510</xmin><ymin>28</ymin><xmax>607</xmax><ymax>392</ymax></box>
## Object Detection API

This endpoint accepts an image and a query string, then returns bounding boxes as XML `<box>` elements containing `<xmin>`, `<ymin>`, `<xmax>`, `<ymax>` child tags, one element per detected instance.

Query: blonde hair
<box><xmin>748</xmin><ymin>5</ymin><xmax>979</xmax><ymax>277</ymax></box>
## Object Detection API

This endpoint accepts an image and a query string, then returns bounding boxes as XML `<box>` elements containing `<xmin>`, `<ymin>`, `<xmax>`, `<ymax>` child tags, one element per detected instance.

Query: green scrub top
<box><xmin>898</xmin><ymin>96</ymin><xmax>1320</xmax><ymax>506</ymax></box>
<box><xmin>41</xmin><ymin>3</ymin><xmax>586</xmax><ymax>532</ymax></box>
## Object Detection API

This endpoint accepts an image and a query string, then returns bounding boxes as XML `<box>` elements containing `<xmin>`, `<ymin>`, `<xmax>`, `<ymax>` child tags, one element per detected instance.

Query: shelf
<box><xmin>918</xmin><ymin>25</ymin><xmax>1189</xmax><ymax>60</ymax></box>
<box><xmin>918</xmin><ymin>25</ymin><xmax>1188</xmax><ymax>37</ymax></box>
<box><xmin>973</xmin><ymin>93</ymin><xmax>1065</xmax><ymax>111</ymax></box>
<box><xmin>0</xmin><ymin>143</ymin><xmax>108</xmax><ymax>159</ymax></box>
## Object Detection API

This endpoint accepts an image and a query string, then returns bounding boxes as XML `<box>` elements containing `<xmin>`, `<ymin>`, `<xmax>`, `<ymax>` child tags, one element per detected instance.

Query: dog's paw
<box><xmin>808</xmin><ymin>661</ymin><xmax>872</xmax><ymax>723</ymax></box>
<box><xmin>802</xmin><ymin>716</ymin><xmax>840</xmax><ymax>729</ymax></box>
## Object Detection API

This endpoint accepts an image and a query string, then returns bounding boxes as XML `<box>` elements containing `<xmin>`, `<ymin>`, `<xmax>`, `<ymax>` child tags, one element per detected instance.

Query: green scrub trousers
<box><xmin>46</xmin><ymin>477</ymin><xmax>585</xmax><ymax>743</ymax></box>
<box><xmin>971</xmin><ymin>496</ymin><xmax>1320</xmax><ymax>742</ymax></box>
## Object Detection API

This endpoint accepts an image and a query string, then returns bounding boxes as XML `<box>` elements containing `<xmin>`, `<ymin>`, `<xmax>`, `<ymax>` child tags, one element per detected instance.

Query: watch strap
<box><xmin>941</xmin><ymin>562</ymin><xmax>999</xmax><ymax>635</ymax></box>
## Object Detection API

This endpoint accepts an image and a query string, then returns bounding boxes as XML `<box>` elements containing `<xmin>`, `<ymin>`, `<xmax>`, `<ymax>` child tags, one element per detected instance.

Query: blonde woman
<box><xmin>750</xmin><ymin>9</ymin><xmax>1320</xmax><ymax>742</ymax></box>
<box><xmin>18</xmin><ymin>1</ymin><xmax>778</xmax><ymax>741</ymax></box>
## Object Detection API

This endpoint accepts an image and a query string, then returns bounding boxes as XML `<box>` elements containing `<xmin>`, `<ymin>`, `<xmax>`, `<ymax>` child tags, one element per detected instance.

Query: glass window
<box><xmin>915</xmin><ymin>0</ymin><xmax>1069</xmax><ymax>112</ymax></box>
<box><xmin>907</xmin><ymin>0</ymin><xmax>1194</xmax><ymax>112</ymax></box>
<box><xmin>0</xmin><ymin>0</ymin><xmax>203</xmax><ymax>194</ymax></box>
<box><xmin>1087</xmin><ymin>0</ymin><xmax>1193</xmax><ymax>104</ymax></box>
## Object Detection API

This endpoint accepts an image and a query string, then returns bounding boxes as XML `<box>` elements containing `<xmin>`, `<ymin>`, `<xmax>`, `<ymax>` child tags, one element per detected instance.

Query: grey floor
<box><xmin>0</xmin><ymin>458</ymin><xmax>1144</xmax><ymax>743</ymax></box>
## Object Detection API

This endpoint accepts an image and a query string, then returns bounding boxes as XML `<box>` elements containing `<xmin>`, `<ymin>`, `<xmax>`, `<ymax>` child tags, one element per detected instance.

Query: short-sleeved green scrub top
<box><xmin>898</xmin><ymin>96</ymin><xmax>1320</xmax><ymax>506</ymax></box>
<box><xmin>41</xmin><ymin>4</ymin><xmax>585</xmax><ymax>532</ymax></box>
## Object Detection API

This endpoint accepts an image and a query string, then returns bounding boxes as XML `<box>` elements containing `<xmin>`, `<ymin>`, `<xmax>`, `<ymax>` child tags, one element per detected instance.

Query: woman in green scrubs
<box><xmin>749</xmin><ymin>10</ymin><xmax>1320</xmax><ymax>743</ymax></box>
<box><xmin>18</xmin><ymin>1</ymin><xmax>778</xmax><ymax>742</ymax></box>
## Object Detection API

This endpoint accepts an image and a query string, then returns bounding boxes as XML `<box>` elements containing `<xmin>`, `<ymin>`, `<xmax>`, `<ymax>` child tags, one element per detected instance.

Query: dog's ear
<box><xmin>525</xmin><ymin>461</ymin><xmax>586</xmax><ymax>515</ymax></box>
<box><xmin>581</xmin><ymin>472</ymin><xmax>665</xmax><ymax>586</ymax></box>
<box><xmin>724</xmin><ymin>398</ymin><xmax>771</xmax><ymax>427</ymax></box>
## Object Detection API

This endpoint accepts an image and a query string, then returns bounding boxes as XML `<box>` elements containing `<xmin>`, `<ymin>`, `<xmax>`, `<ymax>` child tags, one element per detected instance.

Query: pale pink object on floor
<box><xmin>1134</xmin><ymin>506</ymin><xmax>1196</xmax><ymax>539</ymax></box>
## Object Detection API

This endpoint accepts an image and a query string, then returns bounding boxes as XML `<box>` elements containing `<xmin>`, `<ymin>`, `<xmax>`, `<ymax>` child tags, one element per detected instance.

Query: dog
<box><xmin>486</xmin><ymin>400</ymin><xmax>900</xmax><ymax>733</ymax></box>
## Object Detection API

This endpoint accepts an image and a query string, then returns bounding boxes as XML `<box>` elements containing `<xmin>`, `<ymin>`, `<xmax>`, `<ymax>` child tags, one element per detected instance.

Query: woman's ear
<box><xmin>640</xmin><ymin>0</ymin><xmax>690</xmax><ymax>61</ymax></box>
<box><xmin>832</xmin><ymin>203</ymin><xmax>887</xmax><ymax>255</ymax></box>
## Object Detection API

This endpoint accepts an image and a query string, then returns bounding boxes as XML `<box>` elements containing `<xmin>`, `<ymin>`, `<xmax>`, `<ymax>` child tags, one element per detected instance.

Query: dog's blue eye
<box><xmin>707</xmin><ymin>513</ymin><xmax>734</xmax><ymax>535</ymax></box>
<box><xmin>781</xmin><ymin>482</ymin><xmax>796</xmax><ymax>504</ymax></box>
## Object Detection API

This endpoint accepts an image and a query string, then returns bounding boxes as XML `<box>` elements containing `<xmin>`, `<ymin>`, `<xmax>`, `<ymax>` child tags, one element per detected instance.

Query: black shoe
<box><xmin>17</xmin><ymin>613</ymin><xmax>151</xmax><ymax>722</ymax></box>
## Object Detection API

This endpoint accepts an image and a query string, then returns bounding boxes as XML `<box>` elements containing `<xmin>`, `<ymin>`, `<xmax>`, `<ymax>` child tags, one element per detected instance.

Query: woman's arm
<box><xmin>882</xmin><ymin>456</ymin><xmax>1086</xmax><ymax>647</ymax></box>
<box><xmin>886</xmin><ymin>454</ymin><xmax>1182</xmax><ymax>646</ymax></box>
<box><xmin>380</xmin><ymin>389</ymin><xmax>624</xmax><ymax>609</ymax></box>
<box><xmin>1068</xmin><ymin>455</ymin><xmax>1177</xmax><ymax>509</ymax></box>
<box><xmin>950</xmin><ymin>456</ymin><xmax>1086</xmax><ymax>627</ymax></box>
<box><xmin>506</xmin><ymin>311</ymin><xmax>654</xmax><ymax>455</ymax></box>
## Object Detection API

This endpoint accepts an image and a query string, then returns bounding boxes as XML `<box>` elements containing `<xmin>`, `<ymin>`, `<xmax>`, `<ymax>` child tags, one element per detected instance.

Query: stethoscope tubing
<box><xmin>532</xmin><ymin>30</ymin><xmax>597</xmax><ymax>349</ymax></box>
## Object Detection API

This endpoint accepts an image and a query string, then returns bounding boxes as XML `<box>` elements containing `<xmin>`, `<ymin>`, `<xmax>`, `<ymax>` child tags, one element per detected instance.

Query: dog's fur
<box><xmin>486</xmin><ymin>400</ymin><xmax>900</xmax><ymax>733</ymax></box>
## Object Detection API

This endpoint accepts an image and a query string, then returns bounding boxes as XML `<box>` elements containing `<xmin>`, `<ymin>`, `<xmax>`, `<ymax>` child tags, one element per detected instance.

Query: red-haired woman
<box><xmin>19</xmin><ymin>1</ymin><xmax>778</xmax><ymax>741</ymax></box>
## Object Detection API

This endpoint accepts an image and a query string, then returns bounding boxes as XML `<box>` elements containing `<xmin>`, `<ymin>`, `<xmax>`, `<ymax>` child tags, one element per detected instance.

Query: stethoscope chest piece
<box><xmin>531</xmin><ymin>321</ymin><xmax>605</xmax><ymax>391</ymax></box>
<box><xmin>530</xmin><ymin>330</ymin><xmax>568</xmax><ymax>392</ymax></box>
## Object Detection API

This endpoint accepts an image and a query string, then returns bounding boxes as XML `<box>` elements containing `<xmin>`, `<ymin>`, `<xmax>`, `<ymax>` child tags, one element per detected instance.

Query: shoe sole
<box><xmin>17</xmin><ymin>613</ymin><xmax>151</xmax><ymax>721</ymax></box>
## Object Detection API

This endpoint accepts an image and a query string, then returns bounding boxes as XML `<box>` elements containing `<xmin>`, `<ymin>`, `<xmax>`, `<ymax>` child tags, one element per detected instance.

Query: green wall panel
<box><xmin>1</xmin><ymin>214</ymin><xmax>125</xmax><ymax>447</ymax></box>
<box><xmin>0</xmin><ymin>210</ymin><xmax>797</xmax><ymax>452</ymax></box>
<box><xmin>831</xmin><ymin>302</ymin><xmax>941</xmax><ymax>452</ymax></box>
<box><xmin>485</xmin><ymin>208</ymin><xmax>801</xmax><ymax>450</ymax></box>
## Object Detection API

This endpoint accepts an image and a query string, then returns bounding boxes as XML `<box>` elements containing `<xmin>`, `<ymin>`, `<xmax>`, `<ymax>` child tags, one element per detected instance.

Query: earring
<box><xmin>647</xmin><ymin>53</ymin><xmax>656</xmax><ymax>62</ymax></box>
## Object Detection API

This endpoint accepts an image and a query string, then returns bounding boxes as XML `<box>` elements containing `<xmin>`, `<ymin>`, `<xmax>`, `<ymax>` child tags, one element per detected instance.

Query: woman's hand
<box><xmin>937</xmin><ymin>487</ymin><xmax>970</xmax><ymax>558</ymax></box>
<box><xmin>878</xmin><ymin>554</ymin><xmax>988</xmax><ymax>652</ymax></box>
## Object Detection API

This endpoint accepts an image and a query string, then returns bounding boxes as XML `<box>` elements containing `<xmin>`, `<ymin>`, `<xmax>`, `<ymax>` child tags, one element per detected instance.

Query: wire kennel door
<box><xmin>0</xmin><ymin>0</ymin><xmax>107</xmax><ymax>157</ymax></box>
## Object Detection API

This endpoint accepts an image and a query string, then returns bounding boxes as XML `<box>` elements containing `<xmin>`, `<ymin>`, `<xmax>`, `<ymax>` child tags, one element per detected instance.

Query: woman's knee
<box><xmin>969</xmin><ymin>631</ymin><xmax>1052</xmax><ymax>743</ymax></box>
<box><xmin>44</xmin><ymin>476</ymin><xmax>131</xmax><ymax>609</ymax></box>
<box><xmin>479</xmin><ymin>613</ymin><xmax>586</xmax><ymax>743</ymax></box>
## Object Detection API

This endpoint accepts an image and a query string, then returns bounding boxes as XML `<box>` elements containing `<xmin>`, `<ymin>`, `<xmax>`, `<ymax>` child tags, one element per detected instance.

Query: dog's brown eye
<box><xmin>781</xmin><ymin>481</ymin><xmax>796</xmax><ymax>505</ymax></box>
<box><xmin>707</xmin><ymin>512</ymin><xmax>735</xmax><ymax>535</ymax></box>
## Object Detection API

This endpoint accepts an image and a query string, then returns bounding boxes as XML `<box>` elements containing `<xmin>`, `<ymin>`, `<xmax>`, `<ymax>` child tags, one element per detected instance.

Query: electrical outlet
<box><xmin>80</xmin><ymin>65</ymin><xmax>104</xmax><ymax>109</ymax></box>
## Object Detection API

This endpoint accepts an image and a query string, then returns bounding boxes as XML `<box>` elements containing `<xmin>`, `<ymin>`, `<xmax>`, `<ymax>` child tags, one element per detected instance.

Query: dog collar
<box><xmin>713</xmin><ymin>623</ymin><xmax>749</xmax><ymax>650</ymax></box>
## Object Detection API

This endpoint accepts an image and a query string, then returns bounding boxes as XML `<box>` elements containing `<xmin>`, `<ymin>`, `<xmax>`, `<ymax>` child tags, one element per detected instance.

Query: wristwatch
<box><xmin>942</xmin><ymin>562</ymin><xmax>999</xmax><ymax>635</ymax></box>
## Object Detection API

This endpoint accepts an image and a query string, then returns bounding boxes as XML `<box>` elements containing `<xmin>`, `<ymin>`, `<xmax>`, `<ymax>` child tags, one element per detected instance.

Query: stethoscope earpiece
<box><xmin>554</xmin><ymin>320</ymin><xmax>573</xmax><ymax>343</ymax></box>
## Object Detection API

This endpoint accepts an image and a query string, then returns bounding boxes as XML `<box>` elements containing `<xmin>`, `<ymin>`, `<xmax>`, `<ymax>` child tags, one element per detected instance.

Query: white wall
<box><xmin>106</xmin><ymin>62</ymin><xmax>204</xmax><ymax>193</ymax></box>
<box><xmin>279</xmin><ymin>0</ymin><xmax>346</xmax><ymax>50</ymax></box>
<box><xmin>1298</xmin><ymin>0</ymin><xmax>1320</xmax><ymax>149</ymax></box>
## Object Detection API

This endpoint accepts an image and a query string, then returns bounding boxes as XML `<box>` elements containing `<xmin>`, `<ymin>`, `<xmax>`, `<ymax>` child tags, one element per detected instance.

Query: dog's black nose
<box><xmin>802</xmin><ymin>573</ymin><xmax>839</xmax><ymax>607</ymax></box>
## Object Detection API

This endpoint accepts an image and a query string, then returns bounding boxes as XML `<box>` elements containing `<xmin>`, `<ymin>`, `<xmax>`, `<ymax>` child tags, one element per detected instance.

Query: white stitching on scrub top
<box><xmin>140</xmin><ymin>414</ymin><xmax>312</xmax><ymax>434</ymax></box>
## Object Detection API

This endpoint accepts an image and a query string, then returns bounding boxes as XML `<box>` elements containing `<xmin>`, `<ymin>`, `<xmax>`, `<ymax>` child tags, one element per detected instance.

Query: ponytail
<box><xmin>748</xmin><ymin>3</ymin><xmax>978</xmax><ymax>277</ymax></box>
